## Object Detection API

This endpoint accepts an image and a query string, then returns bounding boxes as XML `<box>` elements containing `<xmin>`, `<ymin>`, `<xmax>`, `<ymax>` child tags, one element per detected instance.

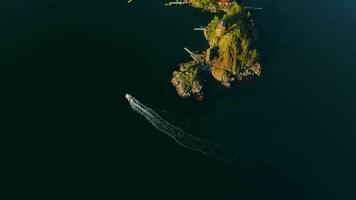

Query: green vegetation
<box><xmin>190</xmin><ymin>0</ymin><xmax>219</xmax><ymax>12</ymax></box>
<box><xmin>171</xmin><ymin>0</ymin><xmax>261</xmax><ymax>99</ymax></box>
<box><xmin>189</xmin><ymin>0</ymin><xmax>243</xmax><ymax>13</ymax></box>
<box><xmin>173</xmin><ymin>62</ymin><xmax>199</xmax><ymax>86</ymax></box>
<box><xmin>205</xmin><ymin>16</ymin><xmax>220</xmax><ymax>45</ymax></box>
<box><xmin>226</xmin><ymin>2</ymin><xmax>242</xmax><ymax>16</ymax></box>
<box><xmin>213</xmin><ymin>33</ymin><xmax>238</xmax><ymax>73</ymax></box>
<box><xmin>204</xmin><ymin>3</ymin><xmax>261</xmax><ymax>84</ymax></box>
<box><xmin>171</xmin><ymin>62</ymin><xmax>204</xmax><ymax>99</ymax></box>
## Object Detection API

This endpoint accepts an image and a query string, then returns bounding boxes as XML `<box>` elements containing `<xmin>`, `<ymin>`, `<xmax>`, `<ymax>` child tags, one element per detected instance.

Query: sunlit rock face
<box><xmin>171</xmin><ymin>62</ymin><xmax>204</xmax><ymax>100</ymax></box>
<box><xmin>170</xmin><ymin>1</ymin><xmax>262</xmax><ymax>99</ymax></box>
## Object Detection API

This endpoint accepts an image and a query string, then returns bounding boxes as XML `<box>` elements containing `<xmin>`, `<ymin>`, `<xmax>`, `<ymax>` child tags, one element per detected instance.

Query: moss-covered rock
<box><xmin>171</xmin><ymin>62</ymin><xmax>204</xmax><ymax>100</ymax></box>
<box><xmin>189</xmin><ymin>0</ymin><xmax>239</xmax><ymax>13</ymax></box>
<box><xmin>189</xmin><ymin>0</ymin><xmax>219</xmax><ymax>12</ymax></box>
<box><xmin>170</xmin><ymin>0</ymin><xmax>262</xmax><ymax>99</ymax></box>
<box><xmin>204</xmin><ymin>4</ymin><xmax>261</xmax><ymax>86</ymax></box>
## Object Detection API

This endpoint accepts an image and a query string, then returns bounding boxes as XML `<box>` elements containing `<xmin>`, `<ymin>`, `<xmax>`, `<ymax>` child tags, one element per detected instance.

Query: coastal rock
<box><xmin>211</xmin><ymin>68</ymin><xmax>235</xmax><ymax>87</ymax></box>
<box><xmin>189</xmin><ymin>0</ymin><xmax>232</xmax><ymax>13</ymax></box>
<box><xmin>170</xmin><ymin>0</ymin><xmax>262</xmax><ymax>99</ymax></box>
<box><xmin>171</xmin><ymin>62</ymin><xmax>204</xmax><ymax>100</ymax></box>
<box><xmin>204</xmin><ymin>4</ymin><xmax>261</xmax><ymax>86</ymax></box>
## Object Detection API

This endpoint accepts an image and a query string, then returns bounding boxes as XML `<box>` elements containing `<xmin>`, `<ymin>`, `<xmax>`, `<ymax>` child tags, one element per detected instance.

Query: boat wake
<box><xmin>125</xmin><ymin>94</ymin><xmax>232</xmax><ymax>162</ymax></box>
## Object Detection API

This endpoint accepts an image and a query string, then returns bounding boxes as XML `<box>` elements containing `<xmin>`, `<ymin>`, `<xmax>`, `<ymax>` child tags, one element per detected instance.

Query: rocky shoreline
<box><xmin>170</xmin><ymin>0</ymin><xmax>262</xmax><ymax>100</ymax></box>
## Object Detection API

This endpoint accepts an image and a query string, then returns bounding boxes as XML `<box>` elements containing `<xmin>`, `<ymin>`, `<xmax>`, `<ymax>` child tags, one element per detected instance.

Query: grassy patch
<box><xmin>174</xmin><ymin>62</ymin><xmax>200</xmax><ymax>86</ymax></box>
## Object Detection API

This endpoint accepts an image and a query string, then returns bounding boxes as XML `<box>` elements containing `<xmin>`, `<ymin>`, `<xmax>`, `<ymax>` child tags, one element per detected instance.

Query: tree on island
<box><xmin>170</xmin><ymin>0</ymin><xmax>262</xmax><ymax>99</ymax></box>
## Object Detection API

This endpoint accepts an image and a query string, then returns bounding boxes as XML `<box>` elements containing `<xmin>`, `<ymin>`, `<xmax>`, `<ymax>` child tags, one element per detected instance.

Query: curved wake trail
<box><xmin>125</xmin><ymin>94</ymin><xmax>232</xmax><ymax>162</ymax></box>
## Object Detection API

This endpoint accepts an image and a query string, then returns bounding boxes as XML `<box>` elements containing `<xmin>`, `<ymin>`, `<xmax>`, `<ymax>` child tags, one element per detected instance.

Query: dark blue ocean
<box><xmin>1</xmin><ymin>0</ymin><xmax>356</xmax><ymax>199</ymax></box>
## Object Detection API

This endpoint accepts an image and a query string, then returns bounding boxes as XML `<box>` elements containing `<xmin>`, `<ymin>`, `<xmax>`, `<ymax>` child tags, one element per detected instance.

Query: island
<box><xmin>170</xmin><ymin>0</ymin><xmax>262</xmax><ymax>100</ymax></box>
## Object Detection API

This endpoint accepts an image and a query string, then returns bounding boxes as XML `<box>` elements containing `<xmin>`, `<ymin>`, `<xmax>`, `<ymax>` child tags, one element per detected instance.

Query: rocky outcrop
<box><xmin>203</xmin><ymin>4</ymin><xmax>261</xmax><ymax>87</ymax></box>
<box><xmin>171</xmin><ymin>62</ymin><xmax>204</xmax><ymax>100</ymax></box>
<box><xmin>170</xmin><ymin>1</ymin><xmax>262</xmax><ymax>99</ymax></box>
<box><xmin>188</xmin><ymin>0</ymin><xmax>232</xmax><ymax>13</ymax></box>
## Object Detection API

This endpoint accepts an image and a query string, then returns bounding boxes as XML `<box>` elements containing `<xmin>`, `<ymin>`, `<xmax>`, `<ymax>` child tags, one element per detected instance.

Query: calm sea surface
<box><xmin>2</xmin><ymin>0</ymin><xmax>356</xmax><ymax>199</ymax></box>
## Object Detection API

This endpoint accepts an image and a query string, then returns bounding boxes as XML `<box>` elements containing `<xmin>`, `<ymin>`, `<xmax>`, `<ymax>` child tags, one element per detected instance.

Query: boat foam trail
<box><xmin>125</xmin><ymin>94</ymin><xmax>232</xmax><ymax>162</ymax></box>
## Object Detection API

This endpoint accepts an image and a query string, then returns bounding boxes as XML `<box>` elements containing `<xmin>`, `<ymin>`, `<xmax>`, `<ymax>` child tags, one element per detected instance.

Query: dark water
<box><xmin>2</xmin><ymin>0</ymin><xmax>356</xmax><ymax>199</ymax></box>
